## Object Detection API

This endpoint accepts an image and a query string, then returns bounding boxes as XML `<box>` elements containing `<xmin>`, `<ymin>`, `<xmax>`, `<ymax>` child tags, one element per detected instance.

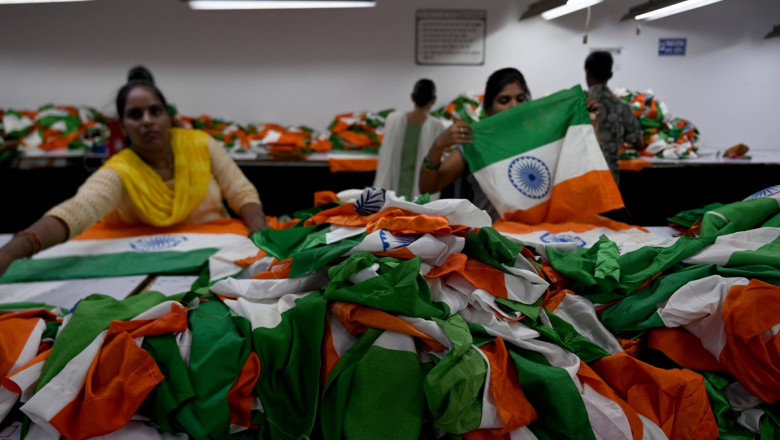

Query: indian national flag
<box><xmin>463</xmin><ymin>85</ymin><xmax>623</xmax><ymax>223</ymax></box>
<box><xmin>0</xmin><ymin>219</ymin><xmax>253</xmax><ymax>283</ymax></box>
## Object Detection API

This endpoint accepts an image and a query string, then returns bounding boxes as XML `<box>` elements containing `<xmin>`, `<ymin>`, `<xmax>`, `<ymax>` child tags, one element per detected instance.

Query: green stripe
<box><xmin>727</xmin><ymin>235</ymin><xmax>780</xmax><ymax>268</ymax></box>
<box><xmin>38</xmin><ymin>291</ymin><xmax>172</xmax><ymax>389</ymax></box>
<box><xmin>465</xmin><ymin>85</ymin><xmax>591</xmax><ymax>173</ymax></box>
<box><xmin>0</xmin><ymin>249</ymin><xmax>217</xmax><ymax>283</ymax></box>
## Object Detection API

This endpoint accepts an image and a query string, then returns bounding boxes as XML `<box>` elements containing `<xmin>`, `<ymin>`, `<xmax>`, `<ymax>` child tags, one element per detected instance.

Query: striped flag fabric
<box><xmin>0</xmin><ymin>219</ymin><xmax>253</xmax><ymax>283</ymax></box>
<box><xmin>463</xmin><ymin>85</ymin><xmax>623</xmax><ymax>224</ymax></box>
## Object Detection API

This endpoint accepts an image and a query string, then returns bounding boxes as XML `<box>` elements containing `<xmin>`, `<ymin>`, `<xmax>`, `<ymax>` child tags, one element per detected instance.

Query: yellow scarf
<box><xmin>104</xmin><ymin>128</ymin><xmax>211</xmax><ymax>227</ymax></box>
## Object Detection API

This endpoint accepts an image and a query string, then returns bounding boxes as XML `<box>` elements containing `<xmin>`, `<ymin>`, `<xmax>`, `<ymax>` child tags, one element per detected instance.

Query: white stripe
<box><xmin>34</xmin><ymin>233</ymin><xmax>248</xmax><ymax>259</ymax></box>
<box><xmin>381</xmin><ymin>192</ymin><xmax>492</xmax><ymax>228</ymax></box>
<box><xmin>212</xmin><ymin>271</ymin><xmax>329</xmax><ymax>301</ymax></box>
<box><xmin>725</xmin><ymin>381</ymin><xmax>762</xmax><ymax>411</ymax></box>
<box><xmin>221</xmin><ymin>293</ymin><xmax>309</xmax><ymax>330</ymax></box>
<box><xmin>459</xmin><ymin>307</ymin><xmax>540</xmax><ymax>347</ymax></box>
<box><xmin>639</xmin><ymin>414</ymin><xmax>669</xmax><ymax>440</ymax></box>
<box><xmin>13</xmin><ymin>319</ymin><xmax>46</xmax><ymax>372</ymax></box>
<box><xmin>471</xmin><ymin>124</ymin><xmax>607</xmax><ymax>215</ymax></box>
<box><xmin>553</xmin><ymin>294</ymin><xmax>623</xmax><ymax>355</ymax></box>
<box><xmin>399</xmin><ymin>316</ymin><xmax>452</xmax><ymax>353</ymax></box>
<box><xmin>130</xmin><ymin>301</ymin><xmax>184</xmax><ymax>321</ymax></box>
<box><xmin>208</xmin><ymin>240</ymin><xmax>266</xmax><ymax>281</ymax></box>
<box><xmin>472</xmin><ymin>345</ymin><xmax>503</xmax><ymax>430</ymax></box>
<box><xmin>327</xmin><ymin>315</ymin><xmax>357</xmax><ymax>358</ymax></box>
<box><xmin>581</xmin><ymin>383</ymin><xmax>632</xmax><ymax>440</ymax></box>
<box><xmin>0</xmin><ymin>387</ymin><xmax>20</xmax><ymax>428</ymax></box>
<box><xmin>658</xmin><ymin>276</ymin><xmax>750</xmax><ymax>359</ymax></box>
<box><xmin>6</xmin><ymin>356</ymin><xmax>46</xmax><ymax>402</ymax></box>
<box><xmin>325</xmin><ymin>226</ymin><xmax>363</xmax><ymax>244</ymax></box>
<box><xmin>683</xmin><ymin>227</ymin><xmax>780</xmax><ymax>266</ymax></box>
<box><xmin>373</xmin><ymin>330</ymin><xmax>416</xmax><ymax>353</ymax></box>
<box><xmin>21</xmin><ymin>330</ymin><xmax>108</xmax><ymax>438</ymax></box>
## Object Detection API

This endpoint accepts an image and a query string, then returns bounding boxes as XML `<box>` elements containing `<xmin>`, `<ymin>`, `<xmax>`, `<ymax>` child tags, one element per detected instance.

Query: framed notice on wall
<box><xmin>416</xmin><ymin>9</ymin><xmax>486</xmax><ymax>66</ymax></box>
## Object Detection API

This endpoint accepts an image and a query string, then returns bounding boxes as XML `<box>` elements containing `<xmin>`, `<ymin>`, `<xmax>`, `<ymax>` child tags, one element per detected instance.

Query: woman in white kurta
<box><xmin>373</xmin><ymin>79</ymin><xmax>449</xmax><ymax>201</ymax></box>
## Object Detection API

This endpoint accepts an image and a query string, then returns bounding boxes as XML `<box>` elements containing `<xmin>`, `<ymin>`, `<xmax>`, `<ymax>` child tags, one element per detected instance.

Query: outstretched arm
<box><xmin>0</xmin><ymin>216</ymin><xmax>69</xmax><ymax>277</ymax></box>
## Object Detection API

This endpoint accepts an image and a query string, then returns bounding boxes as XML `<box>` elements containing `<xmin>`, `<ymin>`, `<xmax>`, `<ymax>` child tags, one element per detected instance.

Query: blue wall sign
<box><xmin>659</xmin><ymin>38</ymin><xmax>687</xmax><ymax>56</ymax></box>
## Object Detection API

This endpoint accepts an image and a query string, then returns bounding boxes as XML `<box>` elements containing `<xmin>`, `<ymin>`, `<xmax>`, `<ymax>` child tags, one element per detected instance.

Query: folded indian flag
<box><xmin>464</xmin><ymin>85</ymin><xmax>623</xmax><ymax>223</ymax></box>
<box><xmin>0</xmin><ymin>219</ymin><xmax>253</xmax><ymax>283</ymax></box>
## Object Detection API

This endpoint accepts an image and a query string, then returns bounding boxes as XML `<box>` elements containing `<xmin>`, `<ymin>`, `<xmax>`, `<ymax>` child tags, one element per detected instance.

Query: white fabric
<box><xmin>373</xmin><ymin>111</ymin><xmax>448</xmax><ymax>200</ymax></box>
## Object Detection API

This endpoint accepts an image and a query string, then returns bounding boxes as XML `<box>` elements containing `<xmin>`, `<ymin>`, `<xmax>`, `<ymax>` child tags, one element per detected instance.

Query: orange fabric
<box><xmin>305</xmin><ymin>203</ymin><xmax>370</xmax><ymax>227</ymax></box>
<box><xmin>106</xmin><ymin>303</ymin><xmax>188</xmax><ymax>338</ymax></box>
<box><xmin>493</xmin><ymin>214</ymin><xmax>646</xmax><ymax>235</ymax></box>
<box><xmin>234</xmin><ymin>249</ymin><xmax>268</xmax><ymax>268</ymax></box>
<box><xmin>228</xmin><ymin>351</ymin><xmax>261</xmax><ymax>429</ymax></box>
<box><xmin>479</xmin><ymin>338</ymin><xmax>537</xmax><ymax>434</ymax></box>
<box><xmin>648</xmin><ymin>328</ymin><xmax>724</xmax><ymax>372</ymax></box>
<box><xmin>267</xmin><ymin>216</ymin><xmax>301</xmax><ymax>230</ymax></box>
<box><xmin>314</xmin><ymin>191</ymin><xmax>340</xmax><ymax>206</ymax></box>
<box><xmin>617</xmin><ymin>338</ymin><xmax>642</xmax><ymax>358</ymax></box>
<box><xmin>425</xmin><ymin>253</ymin><xmax>508</xmax><ymax>299</ymax></box>
<box><xmin>321</xmin><ymin>317</ymin><xmax>340</xmax><ymax>386</ymax></box>
<box><xmin>366</xmin><ymin>214</ymin><xmax>470</xmax><ymax>237</ymax></box>
<box><xmin>0</xmin><ymin>312</ymin><xmax>54</xmax><ymax>378</ymax></box>
<box><xmin>541</xmin><ymin>288</ymin><xmax>575</xmax><ymax>313</ymax></box>
<box><xmin>502</xmin><ymin>170</ymin><xmax>624</xmax><ymax>224</ymax></box>
<box><xmin>50</xmin><ymin>332</ymin><xmax>164</xmax><ymax>440</ymax></box>
<box><xmin>328</xmin><ymin>157</ymin><xmax>378</xmax><ymax>173</ymax></box>
<box><xmin>373</xmin><ymin>247</ymin><xmax>418</xmax><ymax>261</ymax></box>
<box><xmin>618</xmin><ymin>159</ymin><xmax>654</xmax><ymax>172</ymax></box>
<box><xmin>591</xmin><ymin>352</ymin><xmax>719</xmax><ymax>440</ymax></box>
<box><xmin>72</xmin><ymin>218</ymin><xmax>248</xmax><ymax>241</ymax></box>
<box><xmin>252</xmin><ymin>258</ymin><xmax>292</xmax><ymax>279</ymax></box>
<box><xmin>576</xmin><ymin>361</ymin><xmax>644</xmax><ymax>440</ymax></box>
<box><xmin>2</xmin><ymin>349</ymin><xmax>51</xmax><ymax>394</ymax></box>
<box><xmin>719</xmin><ymin>279</ymin><xmax>780</xmax><ymax>403</ymax></box>
<box><xmin>331</xmin><ymin>302</ymin><xmax>447</xmax><ymax>352</ymax></box>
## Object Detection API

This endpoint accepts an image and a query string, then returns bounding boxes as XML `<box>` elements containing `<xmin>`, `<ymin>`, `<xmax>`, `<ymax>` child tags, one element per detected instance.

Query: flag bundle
<box><xmin>1</xmin><ymin>105</ymin><xmax>111</xmax><ymax>155</ymax></box>
<box><xmin>1</xmin><ymin>186</ymin><xmax>779</xmax><ymax>439</ymax></box>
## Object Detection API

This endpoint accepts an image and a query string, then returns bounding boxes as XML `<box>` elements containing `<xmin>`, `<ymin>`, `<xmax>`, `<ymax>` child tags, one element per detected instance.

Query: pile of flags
<box><xmin>0</xmin><ymin>105</ymin><xmax>111</xmax><ymax>156</ymax></box>
<box><xmin>614</xmin><ymin>88</ymin><xmax>700</xmax><ymax>160</ymax></box>
<box><xmin>1</xmin><ymin>183</ymin><xmax>779</xmax><ymax>439</ymax></box>
<box><xmin>325</xmin><ymin>109</ymin><xmax>393</xmax><ymax>153</ymax></box>
<box><xmin>431</xmin><ymin>93</ymin><xmax>484</xmax><ymax>124</ymax></box>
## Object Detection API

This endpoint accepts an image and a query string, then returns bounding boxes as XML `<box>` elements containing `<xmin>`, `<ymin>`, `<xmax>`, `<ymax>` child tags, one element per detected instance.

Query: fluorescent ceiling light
<box><xmin>0</xmin><ymin>0</ymin><xmax>92</xmax><ymax>4</ymax></box>
<box><xmin>623</xmin><ymin>0</ymin><xmax>725</xmax><ymax>22</ymax></box>
<box><xmin>541</xmin><ymin>0</ymin><xmax>603</xmax><ymax>20</ymax></box>
<box><xmin>189</xmin><ymin>0</ymin><xmax>375</xmax><ymax>10</ymax></box>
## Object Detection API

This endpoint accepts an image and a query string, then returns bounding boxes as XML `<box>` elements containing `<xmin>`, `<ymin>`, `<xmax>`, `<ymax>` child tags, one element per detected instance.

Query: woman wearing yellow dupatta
<box><xmin>0</xmin><ymin>75</ymin><xmax>267</xmax><ymax>276</ymax></box>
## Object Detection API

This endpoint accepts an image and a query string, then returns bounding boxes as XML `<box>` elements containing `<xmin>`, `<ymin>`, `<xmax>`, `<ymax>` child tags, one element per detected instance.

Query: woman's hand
<box><xmin>240</xmin><ymin>203</ymin><xmax>268</xmax><ymax>235</ymax></box>
<box><xmin>435</xmin><ymin>121</ymin><xmax>473</xmax><ymax>151</ymax></box>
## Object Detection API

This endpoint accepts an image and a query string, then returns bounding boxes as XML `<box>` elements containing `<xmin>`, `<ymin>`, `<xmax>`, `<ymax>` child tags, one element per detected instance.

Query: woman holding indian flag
<box><xmin>0</xmin><ymin>72</ymin><xmax>267</xmax><ymax>276</ymax></box>
<box><xmin>418</xmin><ymin>67</ymin><xmax>617</xmax><ymax>225</ymax></box>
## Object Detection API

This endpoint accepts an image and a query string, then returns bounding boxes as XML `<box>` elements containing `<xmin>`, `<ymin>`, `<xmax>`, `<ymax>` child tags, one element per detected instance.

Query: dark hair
<box><xmin>585</xmin><ymin>51</ymin><xmax>613</xmax><ymax>82</ymax></box>
<box><xmin>127</xmin><ymin>65</ymin><xmax>155</xmax><ymax>84</ymax></box>
<box><xmin>483</xmin><ymin>68</ymin><xmax>531</xmax><ymax>115</ymax></box>
<box><xmin>115</xmin><ymin>81</ymin><xmax>169</xmax><ymax>121</ymax></box>
<box><xmin>412</xmin><ymin>79</ymin><xmax>436</xmax><ymax>107</ymax></box>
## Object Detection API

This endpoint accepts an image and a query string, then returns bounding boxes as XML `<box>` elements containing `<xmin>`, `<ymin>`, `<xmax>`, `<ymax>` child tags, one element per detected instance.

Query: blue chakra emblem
<box><xmin>745</xmin><ymin>185</ymin><xmax>780</xmax><ymax>200</ymax></box>
<box><xmin>355</xmin><ymin>187</ymin><xmax>386</xmax><ymax>216</ymax></box>
<box><xmin>507</xmin><ymin>156</ymin><xmax>551</xmax><ymax>199</ymax></box>
<box><xmin>379</xmin><ymin>229</ymin><xmax>418</xmax><ymax>251</ymax></box>
<box><xmin>130</xmin><ymin>235</ymin><xmax>187</xmax><ymax>252</ymax></box>
<box><xmin>540</xmin><ymin>232</ymin><xmax>586</xmax><ymax>247</ymax></box>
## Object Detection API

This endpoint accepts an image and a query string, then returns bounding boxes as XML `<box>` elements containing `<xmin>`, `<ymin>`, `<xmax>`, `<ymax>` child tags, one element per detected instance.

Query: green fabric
<box><xmin>464</xmin><ymin>227</ymin><xmax>522</xmax><ymax>273</ymax></box>
<box><xmin>172</xmin><ymin>297</ymin><xmax>253</xmax><ymax>440</ymax></box>
<box><xmin>547</xmin><ymin>234</ymin><xmax>714</xmax><ymax>303</ymax></box>
<box><xmin>289</xmin><ymin>234</ymin><xmax>366</xmax><ymax>278</ymax></box>
<box><xmin>251</xmin><ymin>224</ymin><xmax>321</xmax><ymax>260</ymax></box>
<box><xmin>324</xmin><ymin>252</ymin><xmax>448</xmax><ymax>319</ymax></box>
<box><xmin>700</xmin><ymin>197</ymin><xmax>780</xmax><ymax>236</ymax></box>
<box><xmin>37</xmin><ymin>291</ymin><xmax>172</xmax><ymax>389</ymax></box>
<box><xmin>701</xmin><ymin>372</ymin><xmax>756</xmax><ymax>440</ymax></box>
<box><xmin>0</xmin><ymin>249</ymin><xmax>217</xmax><ymax>284</ymax></box>
<box><xmin>253</xmin><ymin>293</ymin><xmax>327</xmax><ymax>440</ymax></box>
<box><xmin>666</xmin><ymin>202</ymin><xmax>724</xmax><ymax>228</ymax></box>
<box><xmin>726</xmin><ymin>235</ymin><xmax>780</xmax><ymax>268</ymax></box>
<box><xmin>599</xmin><ymin>264</ymin><xmax>780</xmax><ymax>334</ymax></box>
<box><xmin>495</xmin><ymin>296</ymin><xmax>543</xmax><ymax>321</ymax></box>
<box><xmin>397</xmin><ymin>121</ymin><xmax>422</xmax><ymax>200</ymax></box>
<box><xmin>465</xmin><ymin>85</ymin><xmax>591</xmax><ymax>173</ymax></box>
<box><xmin>424</xmin><ymin>314</ymin><xmax>485</xmax><ymax>434</ymax></box>
<box><xmin>525</xmin><ymin>311</ymin><xmax>610</xmax><ymax>363</ymax></box>
<box><xmin>510</xmin><ymin>348</ymin><xmax>596</xmax><ymax>440</ymax></box>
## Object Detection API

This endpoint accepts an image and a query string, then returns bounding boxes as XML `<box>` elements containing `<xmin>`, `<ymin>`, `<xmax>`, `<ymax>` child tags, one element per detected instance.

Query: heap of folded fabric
<box><xmin>614</xmin><ymin>88</ymin><xmax>700</xmax><ymax>159</ymax></box>
<box><xmin>325</xmin><ymin>109</ymin><xmax>393</xmax><ymax>153</ymax></box>
<box><xmin>2</xmin><ymin>185</ymin><xmax>778</xmax><ymax>439</ymax></box>
<box><xmin>1</xmin><ymin>105</ymin><xmax>111</xmax><ymax>155</ymax></box>
<box><xmin>431</xmin><ymin>92</ymin><xmax>484</xmax><ymax>124</ymax></box>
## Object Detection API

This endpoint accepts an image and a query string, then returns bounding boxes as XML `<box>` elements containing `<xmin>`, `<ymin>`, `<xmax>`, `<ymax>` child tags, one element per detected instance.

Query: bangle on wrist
<box><xmin>422</xmin><ymin>156</ymin><xmax>441</xmax><ymax>171</ymax></box>
<box><xmin>15</xmin><ymin>230</ymin><xmax>42</xmax><ymax>256</ymax></box>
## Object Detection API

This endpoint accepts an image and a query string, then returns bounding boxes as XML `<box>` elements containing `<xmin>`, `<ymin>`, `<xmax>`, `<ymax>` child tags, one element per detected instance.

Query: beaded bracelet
<box><xmin>16</xmin><ymin>230</ymin><xmax>42</xmax><ymax>255</ymax></box>
<box><xmin>422</xmin><ymin>156</ymin><xmax>441</xmax><ymax>171</ymax></box>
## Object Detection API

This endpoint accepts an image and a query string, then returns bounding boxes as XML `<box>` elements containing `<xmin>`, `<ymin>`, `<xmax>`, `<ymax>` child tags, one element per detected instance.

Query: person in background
<box><xmin>585</xmin><ymin>51</ymin><xmax>644</xmax><ymax>186</ymax></box>
<box><xmin>373</xmin><ymin>79</ymin><xmax>449</xmax><ymax>201</ymax></box>
<box><xmin>0</xmin><ymin>71</ymin><xmax>267</xmax><ymax>276</ymax></box>
<box><xmin>418</xmin><ymin>68</ymin><xmax>532</xmax><ymax>220</ymax></box>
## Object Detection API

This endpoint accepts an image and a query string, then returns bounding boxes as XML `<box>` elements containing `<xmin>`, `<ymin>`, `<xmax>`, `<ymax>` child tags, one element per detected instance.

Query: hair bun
<box><xmin>127</xmin><ymin>65</ymin><xmax>155</xmax><ymax>84</ymax></box>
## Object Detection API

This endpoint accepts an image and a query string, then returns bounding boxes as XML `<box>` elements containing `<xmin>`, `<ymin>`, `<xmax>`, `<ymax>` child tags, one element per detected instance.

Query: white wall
<box><xmin>1</xmin><ymin>0</ymin><xmax>779</xmax><ymax>151</ymax></box>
